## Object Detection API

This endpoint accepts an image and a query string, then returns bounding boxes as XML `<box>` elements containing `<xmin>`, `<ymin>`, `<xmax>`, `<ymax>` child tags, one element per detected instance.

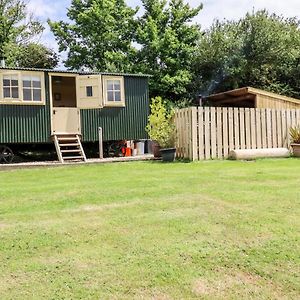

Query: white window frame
<box><xmin>103</xmin><ymin>76</ymin><xmax>125</xmax><ymax>107</ymax></box>
<box><xmin>2</xmin><ymin>73</ymin><xmax>20</xmax><ymax>100</ymax></box>
<box><xmin>0</xmin><ymin>70</ymin><xmax>46</xmax><ymax>105</ymax></box>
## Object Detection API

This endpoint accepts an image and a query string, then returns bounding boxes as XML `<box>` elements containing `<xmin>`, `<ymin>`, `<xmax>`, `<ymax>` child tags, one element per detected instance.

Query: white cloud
<box><xmin>127</xmin><ymin>0</ymin><xmax>300</xmax><ymax>28</ymax></box>
<box><xmin>197</xmin><ymin>0</ymin><xmax>300</xmax><ymax>28</ymax></box>
<box><xmin>27</xmin><ymin>0</ymin><xmax>57</xmax><ymax>19</ymax></box>
<box><xmin>25</xmin><ymin>0</ymin><xmax>300</xmax><ymax>68</ymax></box>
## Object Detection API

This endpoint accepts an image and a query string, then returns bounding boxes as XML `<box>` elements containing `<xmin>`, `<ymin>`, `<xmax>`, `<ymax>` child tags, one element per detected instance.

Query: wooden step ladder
<box><xmin>53</xmin><ymin>134</ymin><xmax>87</xmax><ymax>163</ymax></box>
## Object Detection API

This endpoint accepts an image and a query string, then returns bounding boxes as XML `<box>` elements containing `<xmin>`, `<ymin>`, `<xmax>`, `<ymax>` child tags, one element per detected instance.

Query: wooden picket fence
<box><xmin>175</xmin><ymin>107</ymin><xmax>300</xmax><ymax>161</ymax></box>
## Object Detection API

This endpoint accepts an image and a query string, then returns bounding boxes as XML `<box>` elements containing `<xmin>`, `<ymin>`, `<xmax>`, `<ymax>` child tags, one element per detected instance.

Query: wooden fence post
<box><xmin>191</xmin><ymin>107</ymin><xmax>198</xmax><ymax>161</ymax></box>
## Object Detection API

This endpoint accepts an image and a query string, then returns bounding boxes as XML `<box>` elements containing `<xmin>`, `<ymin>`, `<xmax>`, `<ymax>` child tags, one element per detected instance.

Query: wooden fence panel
<box><xmin>234</xmin><ymin>108</ymin><xmax>240</xmax><ymax>150</ymax></box>
<box><xmin>255</xmin><ymin>109</ymin><xmax>262</xmax><ymax>149</ymax></box>
<box><xmin>222</xmin><ymin>108</ymin><xmax>229</xmax><ymax>157</ymax></box>
<box><xmin>216</xmin><ymin>108</ymin><xmax>223</xmax><ymax>158</ymax></box>
<box><xmin>271</xmin><ymin>109</ymin><xmax>277</xmax><ymax>148</ymax></box>
<box><xmin>191</xmin><ymin>107</ymin><xmax>198</xmax><ymax>161</ymax></box>
<box><xmin>204</xmin><ymin>107</ymin><xmax>211</xmax><ymax>160</ymax></box>
<box><xmin>276</xmin><ymin>110</ymin><xmax>282</xmax><ymax>147</ymax></box>
<box><xmin>175</xmin><ymin>107</ymin><xmax>300</xmax><ymax>160</ymax></box>
<box><xmin>210</xmin><ymin>107</ymin><xmax>217</xmax><ymax>159</ymax></box>
<box><xmin>281</xmin><ymin>109</ymin><xmax>288</xmax><ymax>148</ymax></box>
<box><xmin>198</xmin><ymin>107</ymin><xmax>204</xmax><ymax>160</ymax></box>
<box><xmin>261</xmin><ymin>109</ymin><xmax>267</xmax><ymax>148</ymax></box>
<box><xmin>228</xmin><ymin>108</ymin><xmax>234</xmax><ymax>152</ymax></box>
<box><xmin>266</xmin><ymin>109</ymin><xmax>272</xmax><ymax>148</ymax></box>
<box><xmin>239</xmin><ymin>108</ymin><xmax>245</xmax><ymax>150</ymax></box>
<box><xmin>250</xmin><ymin>109</ymin><xmax>256</xmax><ymax>148</ymax></box>
<box><xmin>245</xmin><ymin>108</ymin><xmax>251</xmax><ymax>149</ymax></box>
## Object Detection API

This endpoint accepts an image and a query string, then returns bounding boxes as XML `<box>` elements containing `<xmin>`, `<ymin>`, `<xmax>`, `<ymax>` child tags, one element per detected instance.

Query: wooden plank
<box><xmin>250</xmin><ymin>108</ymin><xmax>256</xmax><ymax>148</ymax></box>
<box><xmin>175</xmin><ymin>110</ymin><xmax>181</xmax><ymax>157</ymax></box>
<box><xmin>180</xmin><ymin>109</ymin><xmax>184</xmax><ymax>158</ymax></box>
<box><xmin>239</xmin><ymin>108</ymin><xmax>245</xmax><ymax>149</ymax></box>
<box><xmin>228</xmin><ymin>108</ymin><xmax>234</xmax><ymax>151</ymax></box>
<box><xmin>291</xmin><ymin>109</ymin><xmax>296</xmax><ymax>127</ymax></box>
<box><xmin>210</xmin><ymin>107</ymin><xmax>217</xmax><ymax>159</ymax></box>
<box><xmin>296</xmin><ymin>109</ymin><xmax>300</xmax><ymax>125</ymax></box>
<box><xmin>286</xmin><ymin>109</ymin><xmax>291</xmax><ymax>147</ymax></box>
<box><xmin>198</xmin><ymin>107</ymin><xmax>204</xmax><ymax>160</ymax></box>
<box><xmin>175</xmin><ymin>110</ymin><xmax>179</xmax><ymax>157</ymax></box>
<box><xmin>255</xmin><ymin>109</ymin><xmax>262</xmax><ymax>149</ymax></box>
<box><xmin>204</xmin><ymin>107</ymin><xmax>211</xmax><ymax>159</ymax></box>
<box><xmin>234</xmin><ymin>108</ymin><xmax>240</xmax><ymax>150</ymax></box>
<box><xmin>261</xmin><ymin>109</ymin><xmax>267</xmax><ymax>148</ymax></box>
<box><xmin>222</xmin><ymin>107</ymin><xmax>229</xmax><ymax>158</ymax></box>
<box><xmin>271</xmin><ymin>109</ymin><xmax>277</xmax><ymax>148</ymax></box>
<box><xmin>185</xmin><ymin>108</ymin><xmax>189</xmax><ymax>159</ymax></box>
<box><xmin>266</xmin><ymin>109</ymin><xmax>272</xmax><ymax>148</ymax></box>
<box><xmin>191</xmin><ymin>107</ymin><xmax>198</xmax><ymax>161</ymax></box>
<box><xmin>181</xmin><ymin>109</ymin><xmax>186</xmax><ymax>158</ymax></box>
<box><xmin>216</xmin><ymin>107</ymin><xmax>223</xmax><ymax>158</ymax></box>
<box><xmin>186</xmin><ymin>108</ymin><xmax>190</xmax><ymax>159</ymax></box>
<box><xmin>174</xmin><ymin>110</ymin><xmax>178</xmax><ymax>157</ymax></box>
<box><xmin>245</xmin><ymin>108</ymin><xmax>251</xmax><ymax>149</ymax></box>
<box><xmin>281</xmin><ymin>109</ymin><xmax>288</xmax><ymax>148</ymax></box>
<box><xmin>276</xmin><ymin>109</ymin><xmax>282</xmax><ymax>147</ymax></box>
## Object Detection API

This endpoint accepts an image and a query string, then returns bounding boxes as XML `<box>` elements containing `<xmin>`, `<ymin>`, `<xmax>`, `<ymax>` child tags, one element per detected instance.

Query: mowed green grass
<box><xmin>0</xmin><ymin>159</ymin><xmax>299</xmax><ymax>299</ymax></box>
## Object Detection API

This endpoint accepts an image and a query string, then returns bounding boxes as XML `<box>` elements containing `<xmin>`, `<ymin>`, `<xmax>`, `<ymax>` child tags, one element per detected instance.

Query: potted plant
<box><xmin>290</xmin><ymin>125</ymin><xmax>300</xmax><ymax>157</ymax></box>
<box><xmin>146</xmin><ymin>97</ymin><xmax>176</xmax><ymax>161</ymax></box>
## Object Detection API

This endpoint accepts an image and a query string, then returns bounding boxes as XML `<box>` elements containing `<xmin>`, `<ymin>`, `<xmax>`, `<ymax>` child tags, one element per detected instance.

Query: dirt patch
<box><xmin>0</xmin><ymin>222</ymin><xmax>9</xmax><ymax>229</ymax></box>
<box><xmin>192</xmin><ymin>270</ymin><xmax>289</xmax><ymax>299</ymax></box>
<box><xmin>192</xmin><ymin>271</ymin><xmax>262</xmax><ymax>296</ymax></box>
<box><xmin>68</xmin><ymin>200</ymin><xmax>141</xmax><ymax>214</ymax></box>
<box><xmin>134</xmin><ymin>288</ymin><xmax>172</xmax><ymax>300</ymax></box>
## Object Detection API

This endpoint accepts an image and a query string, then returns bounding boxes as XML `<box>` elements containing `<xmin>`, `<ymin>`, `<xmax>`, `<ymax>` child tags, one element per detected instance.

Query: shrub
<box><xmin>146</xmin><ymin>97</ymin><xmax>176</xmax><ymax>148</ymax></box>
<box><xmin>290</xmin><ymin>125</ymin><xmax>300</xmax><ymax>144</ymax></box>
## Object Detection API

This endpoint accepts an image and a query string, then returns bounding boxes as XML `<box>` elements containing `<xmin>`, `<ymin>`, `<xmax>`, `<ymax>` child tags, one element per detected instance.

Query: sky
<box><xmin>27</xmin><ymin>0</ymin><xmax>300</xmax><ymax>65</ymax></box>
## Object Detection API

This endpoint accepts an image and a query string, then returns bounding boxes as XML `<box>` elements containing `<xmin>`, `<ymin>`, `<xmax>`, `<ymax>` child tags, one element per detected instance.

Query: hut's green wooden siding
<box><xmin>81</xmin><ymin>77</ymin><xmax>149</xmax><ymax>141</ymax></box>
<box><xmin>0</xmin><ymin>76</ymin><xmax>50</xmax><ymax>144</ymax></box>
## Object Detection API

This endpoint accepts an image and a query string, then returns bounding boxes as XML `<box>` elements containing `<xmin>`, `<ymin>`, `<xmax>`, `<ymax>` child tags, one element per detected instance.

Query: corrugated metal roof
<box><xmin>0</xmin><ymin>66</ymin><xmax>151</xmax><ymax>78</ymax></box>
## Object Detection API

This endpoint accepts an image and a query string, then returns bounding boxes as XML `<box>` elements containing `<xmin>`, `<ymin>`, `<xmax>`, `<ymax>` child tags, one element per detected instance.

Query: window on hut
<box><xmin>3</xmin><ymin>75</ymin><xmax>19</xmax><ymax>99</ymax></box>
<box><xmin>22</xmin><ymin>75</ymin><xmax>42</xmax><ymax>102</ymax></box>
<box><xmin>106</xmin><ymin>80</ymin><xmax>121</xmax><ymax>102</ymax></box>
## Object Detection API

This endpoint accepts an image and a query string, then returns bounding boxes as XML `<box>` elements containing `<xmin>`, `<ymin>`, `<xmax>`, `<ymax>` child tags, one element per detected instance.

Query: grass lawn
<box><xmin>0</xmin><ymin>159</ymin><xmax>299</xmax><ymax>299</ymax></box>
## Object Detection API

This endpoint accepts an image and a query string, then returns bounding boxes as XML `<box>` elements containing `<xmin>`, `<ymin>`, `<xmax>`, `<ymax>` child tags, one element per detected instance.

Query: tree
<box><xmin>5</xmin><ymin>43</ymin><xmax>59</xmax><ymax>68</ymax></box>
<box><xmin>48</xmin><ymin>0</ymin><xmax>138</xmax><ymax>72</ymax></box>
<box><xmin>0</xmin><ymin>0</ymin><xmax>43</xmax><ymax>59</ymax></box>
<box><xmin>135</xmin><ymin>0</ymin><xmax>202</xmax><ymax>102</ymax></box>
<box><xmin>195</xmin><ymin>10</ymin><xmax>300</xmax><ymax>98</ymax></box>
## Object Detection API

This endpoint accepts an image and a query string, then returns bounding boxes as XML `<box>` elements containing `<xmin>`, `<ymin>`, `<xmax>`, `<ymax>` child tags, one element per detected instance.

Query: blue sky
<box><xmin>28</xmin><ymin>0</ymin><xmax>300</xmax><ymax>64</ymax></box>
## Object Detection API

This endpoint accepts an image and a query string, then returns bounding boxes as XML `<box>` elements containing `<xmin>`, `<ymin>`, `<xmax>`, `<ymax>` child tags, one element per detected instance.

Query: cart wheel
<box><xmin>0</xmin><ymin>145</ymin><xmax>14</xmax><ymax>164</ymax></box>
<box><xmin>108</xmin><ymin>143</ymin><xmax>118</xmax><ymax>157</ymax></box>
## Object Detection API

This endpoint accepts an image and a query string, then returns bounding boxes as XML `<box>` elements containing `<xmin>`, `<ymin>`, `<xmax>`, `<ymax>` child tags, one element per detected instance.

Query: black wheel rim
<box><xmin>0</xmin><ymin>146</ymin><xmax>14</xmax><ymax>164</ymax></box>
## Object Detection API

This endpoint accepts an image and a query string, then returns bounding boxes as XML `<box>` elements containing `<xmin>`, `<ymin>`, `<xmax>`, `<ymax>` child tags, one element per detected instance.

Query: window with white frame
<box><xmin>22</xmin><ymin>75</ymin><xmax>42</xmax><ymax>102</ymax></box>
<box><xmin>0</xmin><ymin>71</ymin><xmax>45</xmax><ymax>104</ymax></box>
<box><xmin>103</xmin><ymin>76</ymin><xmax>125</xmax><ymax>106</ymax></box>
<box><xmin>3</xmin><ymin>74</ymin><xmax>19</xmax><ymax>99</ymax></box>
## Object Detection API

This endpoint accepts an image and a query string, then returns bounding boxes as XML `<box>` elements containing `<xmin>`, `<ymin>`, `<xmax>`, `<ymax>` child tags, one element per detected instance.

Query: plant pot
<box><xmin>291</xmin><ymin>143</ymin><xmax>300</xmax><ymax>157</ymax></box>
<box><xmin>160</xmin><ymin>148</ymin><xmax>176</xmax><ymax>162</ymax></box>
<box><xmin>152</xmin><ymin>141</ymin><xmax>161</xmax><ymax>158</ymax></box>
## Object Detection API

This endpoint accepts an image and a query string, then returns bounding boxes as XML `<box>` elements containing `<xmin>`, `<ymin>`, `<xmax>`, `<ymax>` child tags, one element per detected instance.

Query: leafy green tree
<box><xmin>135</xmin><ymin>0</ymin><xmax>202</xmax><ymax>102</ymax></box>
<box><xmin>0</xmin><ymin>0</ymin><xmax>43</xmax><ymax>59</ymax></box>
<box><xmin>5</xmin><ymin>43</ymin><xmax>59</xmax><ymax>68</ymax></box>
<box><xmin>49</xmin><ymin>0</ymin><xmax>138</xmax><ymax>72</ymax></box>
<box><xmin>195</xmin><ymin>10</ymin><xmax>300</xmax><ymax>98</ymax></box>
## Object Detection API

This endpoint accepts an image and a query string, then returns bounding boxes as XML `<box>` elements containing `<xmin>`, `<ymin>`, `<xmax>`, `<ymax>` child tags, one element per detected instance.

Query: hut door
<box><xmin>76</xmin><ymin>75</ymin><xmax>102</xmax><ymax>108</ymax></box>
<box><xmin>52</xmin><ymin>108</ymin><xmax>81</xmax><ymax>134</ymax></box>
